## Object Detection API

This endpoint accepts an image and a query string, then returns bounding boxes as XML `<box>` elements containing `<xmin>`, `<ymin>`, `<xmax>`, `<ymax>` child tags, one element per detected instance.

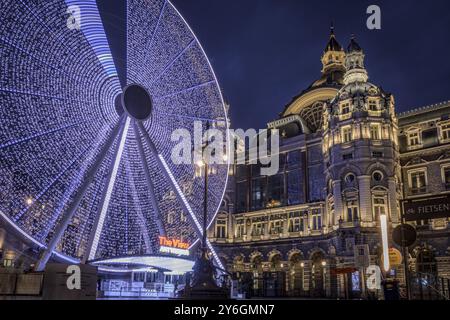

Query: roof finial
<box><xmin>330</xmin><ymin>21</ymin><xmax>335</xmax><ymax>36</ymax></box>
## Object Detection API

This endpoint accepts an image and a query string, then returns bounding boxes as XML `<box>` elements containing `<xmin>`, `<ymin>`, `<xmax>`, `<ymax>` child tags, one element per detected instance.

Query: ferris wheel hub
<box><xmin>121</xmin><ymin>84</ymin><xmax>153</xmax><ymax>121</ymax></box>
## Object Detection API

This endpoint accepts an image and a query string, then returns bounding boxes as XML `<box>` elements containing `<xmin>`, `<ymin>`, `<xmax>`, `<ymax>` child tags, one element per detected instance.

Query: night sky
<box><xmin>100</xmin><ymin>0</ymin><xmax>450</xmax><ymax>130</ymax></box>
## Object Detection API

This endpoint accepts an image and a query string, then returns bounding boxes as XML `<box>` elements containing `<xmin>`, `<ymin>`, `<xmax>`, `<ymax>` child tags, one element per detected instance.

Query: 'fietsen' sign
<box><xmin>401</xmin><ymin>195</ymin><xmax>450</xmax><ymax>221</ymax></box>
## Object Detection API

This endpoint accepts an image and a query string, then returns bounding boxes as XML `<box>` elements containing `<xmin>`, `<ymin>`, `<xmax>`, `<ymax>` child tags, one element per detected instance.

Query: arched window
<box><xmin>345</xmin><ymin>173</ymin><xmax>356</xmax><ymax>184</ymax></box>
<box><xmin>372</xmin><ymin>171</ymin><xmax>384</xmax><ymax>182</ymax></box>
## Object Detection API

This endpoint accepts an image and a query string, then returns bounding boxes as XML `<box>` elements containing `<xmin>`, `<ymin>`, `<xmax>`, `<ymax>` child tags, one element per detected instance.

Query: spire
<box><xmin>324</xmin><ymin>23</ymin><xmax>342</xmax><ymax>52</ymax></box>
<box><xmin>347</xmin><ymin>34</ymin><xmax>362</xmax><ymax>53</ymax></box>
<box><xmin>320</xmin><ymin>23</ymin><xmax>346</xmax><ymax>75</ymax></box>
<box><xmin>343</xmin><ymin>34</ymin><xmax>368</xmax><ymax>84</ymax></box>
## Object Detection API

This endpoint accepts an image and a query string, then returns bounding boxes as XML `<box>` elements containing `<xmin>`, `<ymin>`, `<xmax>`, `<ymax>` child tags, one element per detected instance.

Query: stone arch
<box><xmin>267</xmin><ymin>249</ymin><xmax>283</xmax><ymax>261</ymax></box>
<box><xmin>337</xmin><ymin>164</ymin><xmax>363</xmax><ymax>179</ymax></box>
<box><xmin>268</xmin><ymin>250</ymin><xmax>283</xmax><ymax>271</ymax></box>
<box><xmin>249</xmin><ymin>251</ymin><xmax>264</xmax><ymax>264</ymax></box>
<box><xmin>287</xmin><ymin>249</ymin><xmax>304</xmax><ymax>262</ymax></box>
<box><xmin>249</xmin><ymin>251</ymin><xmax>264</xmax><ymax>272</ymax></box>
<box><xmin>366</xmin><ymin>162</ymin><xmax>393</xmax><ymax>178</ymax></box>
<box><xmin>414</xmin><ymin>245</ymin><xmax>438</xmax><ymax>275</ymax></box>
<box><xmin>307</xmin><ymin>248</ymin><xmax>327</xmax><ymax>260</ymax></box>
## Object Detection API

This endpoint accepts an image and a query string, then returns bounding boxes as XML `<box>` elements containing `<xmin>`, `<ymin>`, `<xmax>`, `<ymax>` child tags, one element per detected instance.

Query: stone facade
<box><xmin>209</xmin><ymin>30</ymin><xmax>450</xmax><ymax>299</ymax></box>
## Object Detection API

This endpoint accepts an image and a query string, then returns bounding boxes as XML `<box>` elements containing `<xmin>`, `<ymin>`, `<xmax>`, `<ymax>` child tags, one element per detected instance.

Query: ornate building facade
<box><xmin>209</xmin><ymin>29</ymin><xmax>450</xmax><ymax>299</ymax></box>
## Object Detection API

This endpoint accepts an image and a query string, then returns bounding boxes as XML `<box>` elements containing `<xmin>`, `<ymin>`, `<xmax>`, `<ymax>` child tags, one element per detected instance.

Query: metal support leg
<box><xmin>132</xmin><ymin>121</ymin><xmax>166</xmax><ymax>237</ymax></box>
<box><xmin>34</xmin><ymin>117</ymin><xmax>126</xmax><ymax>272</ymax></box>
<box><xmin>135</xmin><ymin>122</ymin><xmax>224</xmax><ymax>270</ymax></box>
<box><xmin>84</xmin><ymin>117</ymin><xmax>131</xmax><ymax>263</ymax></box>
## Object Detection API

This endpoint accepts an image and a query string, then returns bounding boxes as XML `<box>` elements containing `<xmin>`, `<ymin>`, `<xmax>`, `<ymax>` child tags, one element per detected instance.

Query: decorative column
<box><xmin>388</xmin><ymin>178</ymin><xmax>400</xmax><ymax>223</ymax></box>
<box><xmin>358</xmin><ymin>176</ymin><xmax>372</xmax><ymax>223</ymax></box>
<box><xmin>332</xmin><ymin>180</ymin><xmax>344</xmax><ymax>224</ymax></box>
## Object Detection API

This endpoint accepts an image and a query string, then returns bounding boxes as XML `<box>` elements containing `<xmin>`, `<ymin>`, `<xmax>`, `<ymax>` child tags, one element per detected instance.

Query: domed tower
<box><xmin>323</xmin><ymin>36</ymin><xmax>401</xmax><ymax>230</ymax></box>
<box><xmin>320</xmin><ymin>25</ymin><xmax>346</xmax><ymax>80</ymax></box>
<box><xmin>281</xmin><ymin>26</ymin><xmax>346</xmax><ymax>133</ymax></box>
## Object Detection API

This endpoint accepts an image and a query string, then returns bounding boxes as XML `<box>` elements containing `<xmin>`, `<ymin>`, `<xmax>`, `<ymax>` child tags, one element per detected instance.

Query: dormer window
<box><xmin>341</xmin><ymin>103</ymin><xmax>350</xmax><ymax>115</ymax></box>
<box><xmin>368</xmin><ymin>100</ymin><xmax>378</xmax><ymax>112</ymax></box>
<box><xmin>407</xmin><ymin>129</ymin><xmax>422</xmax><ymax>149</ymax></box>
<box><xmin>439</xmin><ymin>122</ymin><xmax>450</xmax><ymax>142</ymax></box>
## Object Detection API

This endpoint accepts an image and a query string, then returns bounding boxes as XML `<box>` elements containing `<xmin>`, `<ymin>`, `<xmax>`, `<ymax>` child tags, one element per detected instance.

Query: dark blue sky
<box><xmin>100</xmin><ymin>0</ymin><xmax>450</xmax><ymax>130</ymax></box>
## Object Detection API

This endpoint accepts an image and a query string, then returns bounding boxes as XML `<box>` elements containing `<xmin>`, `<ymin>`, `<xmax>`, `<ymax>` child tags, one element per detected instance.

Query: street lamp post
<box><xmin>184</xmin><ymin>123</ymin><xmax>228</xmax><ymax>299</ymax></box>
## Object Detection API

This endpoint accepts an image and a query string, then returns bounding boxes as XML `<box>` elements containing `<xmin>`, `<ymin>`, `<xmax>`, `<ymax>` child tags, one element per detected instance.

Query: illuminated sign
<box><xmin>159</xmin><ymin>237</ymin><xmax>190</xmax><ymax>256</ymax></box>
<box><xmin>402</xmin><ymin>195</ymin><xmax>450</xmax><ymax>221</ymax></box>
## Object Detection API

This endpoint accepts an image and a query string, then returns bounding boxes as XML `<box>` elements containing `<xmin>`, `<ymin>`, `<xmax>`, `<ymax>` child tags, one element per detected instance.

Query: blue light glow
<box><xmin>0</xmin><ymin>0</ymin><xmax>229</xmax><ymax>268</ymax></box>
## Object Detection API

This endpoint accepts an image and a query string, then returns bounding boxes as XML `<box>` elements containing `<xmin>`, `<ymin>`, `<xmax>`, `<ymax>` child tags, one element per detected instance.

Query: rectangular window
<box><xmin>341</xmin><ymin>103</ymin><xmax>351</xmax><ymax>115</ymax></box>
<box><xmin>409</xmin><ymin>170</ymin><xmax>427</xmax><ymax>194</ymax></box>
<box><xmin>251</xmin><ymin>178</ymin><xmax>267</xmax><ymax>211</ymax></box>
<box><xmin>373</xmin><ymin>196</ymin><xmax>387</xmax><ymax>220</ymax></box>
<box><xmin>408</xmin><ymin>131</ymin><xmax>421</xmax><ymax>148</ymax></box>
<box><xmin>347</xmin><ymin>201</ymin><xmax>359</xmax><ymax>222</ymax></box>
<box><xmin>267</xmin><ymin>174</ymin><xmax>284</xmax><ymax>208</ymax></box>
<box><xmin>372</xmin><ymin>151</ymin><xmax>383</xmax><ymax>158</ymax></box>
<box><xmin>343</xmin><ymin>153</ymin><xmax>353</xmax><ymax>160</ymax></box>
<box><xmin>342</xmin><ymin>126</ymin><xmax>353</xmax><ymax>143</ymax></box>
<box><xmin>288</xmin><ymin>217</ymin><xmax>304</xmax><ymax>233</ymax></box>
<box><xmin>216</xmin><ymin>219</ymin><xmax>227</xmax><ymax>239</ymax></box>
<box><xmin>369</xmin><ymin>100</ymin><xmax>378</xmax><ymax>112</ymax></box>
<box><xmin>441</xmin><ymin>123</ymin><xmax>450</xmax><ymax>141</ymax></box>
<box><xmin>287</xmin><ymin>170</ymin><xmax>303</xmax><ymax>205</ymax></box>
<box><xmin>311</xmin><ymin>209</ymin><xmax>322</xmax><ymax>231</ymax></box>
<box><xmin>236</xmin><ymin>181</ymin><xmax>249</xmax><ymax>213</ymax></box>
<box><xmin>443</xmin><ymin>166</ymin><xmax>450</xmax><ymax>190</ymax></box>
<box><xmin>287</xmin><ymin>150</ymin><xmax>301</xmax><ymax>168</ymax></box>
<box><xmin>252</xmin><ymin>222</ymin><xmax>266</xmax><ymax>236</ymax></box>
<box><xmin>270</xmin><ymin>220</ymin><xmax>284</xmax><ymax>235</ymax></box>
<box><xmin>370</xmin><ymin>124</ymin><xmax>381</xmax><ymax>140</ymax></box>
<box><xmin>236</xmin><ymin>222</ymin><xmax>245</xmax><ymax>238</ymax></box>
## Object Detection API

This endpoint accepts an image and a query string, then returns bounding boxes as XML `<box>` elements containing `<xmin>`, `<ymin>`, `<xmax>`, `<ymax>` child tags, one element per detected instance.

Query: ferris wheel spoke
<box><xmin>0</xmin><ymin>121</ymin><xmax>84</xmax><ymax>150</ymax></box>
<box><xmin>85</xmin><ymin>117</ymin><xmax>131</xmax><ymax>262</ymax></box>
<box><xmin>134</xmin><ymin>121</ymin><xmax>224</xmax><ymax>270</ymax></box>
<box><xmin>148</xmin><ymin>39</ymin><xmax>195</xmax><ymax>87</ymax></box>
<box><xmin>125</xmin><ymin>153</ymin><xmax>153</xmax><ymax>254</ymax></box>
<box><xmin>0</xmin><ymin>87</ymin><xmax>92</xmax><ymax>105</ymax></box>
<box><xmin>34</xmin><ymin>116</ymin><xmax>126</xmax><ymax>272</ymax></box>
<box><xmin>13</xmin><ymin>138</ymin><xmax>96</xmax><ymax>222</ymax></box>
<box><xmin>0</xmin><ymin>36</ymin><xmax>72</xmax><ymax>78</ymax></box>
<box><xmin>153</xmin><ymin>80</ymin><xmax>215</xmax><ymax>101</ymax></box>
<box><xmin>75</xmin><ymin>181</ymin><xmax>103</xmax><ymax>251</ymax></box>
<box><xmin>140</xmin><ymin>0</ymin><xmax>168</xmax><ymax>68</ymax></box>
<box><xmin>154</xmin><ymin>111</ymin><xmax>219</xmax><ymax>124</ymax></box>
<box><xmin>132</xmin><ymin>121</ymin><xmax>166</xmax><ymax>238</ymax></box>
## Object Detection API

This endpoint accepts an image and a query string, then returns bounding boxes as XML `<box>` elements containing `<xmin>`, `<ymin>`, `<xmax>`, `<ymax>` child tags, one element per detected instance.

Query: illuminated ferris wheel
<box><xmin>0</xmin><ymin>0</ymin><xmax>229</xmax><ymax>271</ymax></box>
